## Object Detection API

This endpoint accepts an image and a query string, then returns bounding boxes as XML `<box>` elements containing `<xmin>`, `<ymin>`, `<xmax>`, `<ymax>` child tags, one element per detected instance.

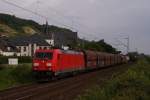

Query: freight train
<box><xmin>32</xmin><ymin>49</ymin><xmax>128</xmax><ymax>79</ymax></box>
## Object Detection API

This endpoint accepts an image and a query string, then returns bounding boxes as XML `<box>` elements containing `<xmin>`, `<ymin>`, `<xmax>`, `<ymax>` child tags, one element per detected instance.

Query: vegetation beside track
<box><xmin>0</xmin><ymin>64</ymin><xmax>34</xmax><ymax>90</ymax></box>
<box><xmin>77</xmin><ymin>57</ymin><xmax>150</xmax><ymax>100</ymax></box>
<box><xmin>0</xmin><ymin>56</ymin><xmax>32</xmax><ymax>64</ymax></box>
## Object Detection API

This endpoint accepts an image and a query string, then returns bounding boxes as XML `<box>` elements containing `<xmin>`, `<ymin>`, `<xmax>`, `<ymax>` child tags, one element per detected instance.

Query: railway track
<box><xmin>0</xmin><ymin>64</ymin><xmax>130</xmax><ymax>100</ymax></box>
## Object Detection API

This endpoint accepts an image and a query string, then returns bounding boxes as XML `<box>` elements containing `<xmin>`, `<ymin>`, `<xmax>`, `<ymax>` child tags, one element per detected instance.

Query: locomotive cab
<box><xmin>32</xmin><ymin>50</ymin><xmax>57</xmax><ymax>78</ymax></box>
<box><xmin>33</xmin><ymin>52</ymin><xmax>53</xmax><ymax>69</ymax></box>
<box><xmin>32</xmin><ymin>49</ymin><xmax>85</xmax><ymax>79</ymax></box>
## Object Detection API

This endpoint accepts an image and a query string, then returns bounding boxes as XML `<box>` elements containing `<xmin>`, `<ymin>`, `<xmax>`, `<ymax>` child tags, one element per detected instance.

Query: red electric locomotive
<box><xmin>32</xmin><ymin>49</ymin><xmax>85</xmax><ymax>79</ymax></box>
<box><xmin>32</xmin><ymin>49</ymin><xmax>128</xmax><ymax>80</ymax></box>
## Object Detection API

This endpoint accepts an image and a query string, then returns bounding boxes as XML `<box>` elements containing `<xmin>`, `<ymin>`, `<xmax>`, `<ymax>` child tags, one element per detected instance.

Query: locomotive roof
<box><xmin>35</xmin><ymin>49</ymin><xmax>82</xmax><ymax>55</ymax></box>
<box><xmin>60</xmin><ymin>49</ymin><xmax>82</xmax><ymax>55</ymax></box>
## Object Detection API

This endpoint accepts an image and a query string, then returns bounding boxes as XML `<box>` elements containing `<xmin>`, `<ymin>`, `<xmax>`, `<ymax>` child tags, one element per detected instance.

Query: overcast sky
<box><xmin>0</xmin><ymin>0</ymin><xmax>150</xmax><ymax>54</ymax></box>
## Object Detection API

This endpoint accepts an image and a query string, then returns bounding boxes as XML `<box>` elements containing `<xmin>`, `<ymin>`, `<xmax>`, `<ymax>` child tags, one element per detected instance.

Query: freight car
<box><xmin>32</xmin><ymin>49</ymin><xmax>127</xmax><ymax>79</ymax></box>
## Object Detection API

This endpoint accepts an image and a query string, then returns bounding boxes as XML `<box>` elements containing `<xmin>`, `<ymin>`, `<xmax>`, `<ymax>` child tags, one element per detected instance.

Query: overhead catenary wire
<box><xmin>0</xmin><ymin>0</ymin><xmax>102</xmax><ymax>40</ymax></box>
<box><xmin>0</xmin><ymin>0</ymin><xmax>75</xmax><ymax>30</ymax></box>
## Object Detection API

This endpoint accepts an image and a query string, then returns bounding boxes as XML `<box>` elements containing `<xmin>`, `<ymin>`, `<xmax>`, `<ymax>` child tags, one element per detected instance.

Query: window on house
<box><xmin>44</xmin><ymin>47</ymin><xmax>47</xmax><ymax>50</ymax></box>
<box><xmin>18</xmin><ymin>47</ymin><xmax>21</xmax><ymax>50</ymax></box>
<box><xmin>39</xmin><ymin>47</ymin><xmax>42</xmax><ymax>50</ymax></box>
<box><xmin>24</xmin><ymin>47</ymin><xmax>26</xmax><ymax>51</ymax></box>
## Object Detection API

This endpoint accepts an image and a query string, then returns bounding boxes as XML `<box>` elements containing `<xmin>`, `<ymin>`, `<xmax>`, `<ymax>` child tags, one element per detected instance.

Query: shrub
<box><xmin>0</xmin><ymin>64</ymin><xmax>34</xmax><ymax>90</ymax></box>
<box><xmin>10</xmin><ymin>64</ymin><xmax>34</xmax><ymax>83</ymax></box>
<box><xmin>0</xmin><ymin>56</ymin><xmax>8</xmax><ymax>64</ymax></box>
<box><xmin>0</xmin><ymin>56</ymin><xmax>32</xmax><ymax>64</ymax></box>
<box><xmin>77</xmin><ymin>57</ymin><xmax>150</xmax><ymax>100</ymax></box>
<box><xmin>18</xmin><ymin>56</ymin><xmax>32</xmax><ymax>63</ymax></box>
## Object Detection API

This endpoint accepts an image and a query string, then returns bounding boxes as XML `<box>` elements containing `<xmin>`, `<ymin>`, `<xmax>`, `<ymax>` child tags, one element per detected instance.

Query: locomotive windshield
<box><xmin>35</xmin><ymin>52</ymin><xmax>53</xmax><ymax>59</ymax></box>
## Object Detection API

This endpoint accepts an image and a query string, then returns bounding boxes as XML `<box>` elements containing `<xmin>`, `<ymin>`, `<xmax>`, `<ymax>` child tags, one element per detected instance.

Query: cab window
<box><xmin>35</xmin><ymin>52</ymin><xmax>53</xmax><ymax>59</ymax></box>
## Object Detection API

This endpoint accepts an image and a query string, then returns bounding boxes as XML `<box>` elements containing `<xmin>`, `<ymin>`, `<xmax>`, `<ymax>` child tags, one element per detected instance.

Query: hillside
<box><xmin>0</xmin><ymin>13</ymin><xmax>73</xmax><ymax>37</ymax></box>
<box><xmin>0</xmin><ymin>13</ymin><xmax>118</xmax><ymax>53</ymax></box>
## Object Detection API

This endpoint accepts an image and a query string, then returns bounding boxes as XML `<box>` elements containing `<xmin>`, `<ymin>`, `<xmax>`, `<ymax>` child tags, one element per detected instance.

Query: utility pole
<box><xmin>124</xmin><ymin>36</ymin><xmax>130</xmax><ymax>54</ymax></box>
<box><xmin>135</xmin><ymin>48</ymin><xmax>138</xmax><ymax>53</ymax></box>
<box><xmin>114</xmin><ymin>34</ymin><xmax>130</xmax><ymax>54</ymax></box>
<box><xmin>51</xmin><ymin>33</ymin><xmax>55</xmax><ymax>47</ymax></box>
<box><xmin>45</xmin><ymin>20</ymin><xmax>49</xmax><ymax>34</ymax></box>
<box><xmin>82</xmin><ymin>37</ymin><xmax>85</xmax><ymax>49</ymax></box>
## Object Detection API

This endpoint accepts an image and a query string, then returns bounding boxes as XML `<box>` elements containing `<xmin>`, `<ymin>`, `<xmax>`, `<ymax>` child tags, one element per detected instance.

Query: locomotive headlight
<box><xmin>46</xmin><ymin>63</ymin><xmax>52</xmax><ymax>67</ymax></box>
<box><xmin>33</xmin><ymin>63</ymin><xmax>39</xmax><ymax>66</ymax></box>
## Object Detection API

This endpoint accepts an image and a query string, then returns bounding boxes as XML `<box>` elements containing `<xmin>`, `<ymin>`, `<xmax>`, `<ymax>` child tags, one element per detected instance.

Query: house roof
<box><xmin>0</xmin><ymin>37</ymin><xmax>8</xmax><ymax>50</ymax></box>
<box><xmin>1</xmin><ymin>31</ymin><xmax>77</xmax><ymax>48</ymax></box>
<box><xmin>8</xmin><ymin>35</ymin><xmax>50</xmax><ymax>46</ymax></box>
<box><xmin>37</xmin><ymin>32</ymin><xmax>78</xmax><ymax>47</ymax></box>
<box><xmin>0</xmin><ymin>37</ymin><xmax>19</xmax><ymax>52</ymax></box>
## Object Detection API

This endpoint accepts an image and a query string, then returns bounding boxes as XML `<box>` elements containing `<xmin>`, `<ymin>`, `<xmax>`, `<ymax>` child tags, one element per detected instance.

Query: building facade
<box><xmin>0</xmin><ymin>37</ymin><xmax>18</xmax><ymax>56</ymax></box>
<box><xmin>41</xmin><ymin>31</ymin><xmax>78</xmax><ymax>48</ymax></box>
<box><xmin>0</xmin><ymin>31</ymin><xmax>78</xmax><ymax>56</ymax></box>
<box><xmin>8</xmin><ymin>36</ymin><xmax>51</xmax><ymax>56</ymax></box>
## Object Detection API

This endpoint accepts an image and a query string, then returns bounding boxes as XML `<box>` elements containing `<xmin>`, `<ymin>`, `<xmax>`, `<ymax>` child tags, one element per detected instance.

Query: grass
<box><xmin>0</xmin><ymin>64</ymin><xmax>35</xmax><ymax>90</ymax></box>
<box><xmin>77</xmin><ymin>57</ymin><xmax>150</xmax><ymax>100</ymax></box>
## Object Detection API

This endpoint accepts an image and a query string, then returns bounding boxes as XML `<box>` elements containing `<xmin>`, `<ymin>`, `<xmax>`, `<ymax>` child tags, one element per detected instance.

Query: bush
<box><xmin>10</xmin><ymin>64</ymin><xmax>34</xmax><ymax>83</ymax></box>
<box><xmin>0</xmin><ymin>56</ymin><xmax>8</xmax><ymax>64</ymax></box>
<box><xmin>0</xmin><ymin>56</ymin><xmax>32</xmax><ymax>64</ymax></box>
<box><xmin>77</xmin><ymin>57</ymin><xmax>150</xmax><ymax>100</ymax></box>
<box><xmin>0</xmin><ymin>64</ymin><xmax>34</xmax><ymax>90</ymax></box>
<box><xmin>18</xmin><ymin>56</ymin><xmax>32</xmax><ymax>63</ymax></box>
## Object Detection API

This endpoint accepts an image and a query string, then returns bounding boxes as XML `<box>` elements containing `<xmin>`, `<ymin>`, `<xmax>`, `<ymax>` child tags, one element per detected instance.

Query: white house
<box><xmin>0</xmin><ymin>31</ymin><xmax>78</xmax><ymax>57</ymax></box>
<box><xmin>0</xmin><ymin>37</ymin><xmax>19</xmax><ymax>56</ymax></box>
<box><xmin>8</xmin><ymin>35</ymin><xmax>52</xmax><ymax>56</ymax></box>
